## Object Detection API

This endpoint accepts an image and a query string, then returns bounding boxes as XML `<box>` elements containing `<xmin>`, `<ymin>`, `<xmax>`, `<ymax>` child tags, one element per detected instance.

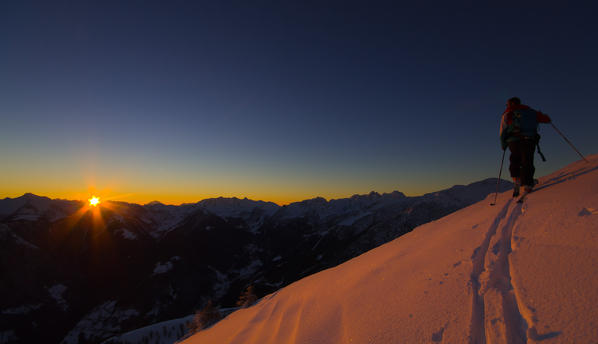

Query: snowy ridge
<box><xmin>101</xmin><ymin>315</ymin><xmax>193</xmax><ymax>344</ymax></box>
<box><xmin>272</xmin><ymin>179</ymin><xmax>506</xmax><ymax>225</ymax></box>
<box><xmin>181</xmin><ymin>155</ymin><xmax>598</xmax><ymax>344</ymax></box>
<box><xmin>0</xmin><ymin>179</ymin><xmax>505</xmax><ymax>233</ymax></box>
<box><xmin>195</xmin><ymin>197</ymin><xmax>280</xmax><ymax>234</ymax></box>
<box><xmin>0</xmin><ymin>193</ymin><xmax>80</xmax><ymax>222</ymax></box>
<box><xmin>273</xmin><ymin>191</ymin><xmax>406</xmax><ymax>221</ymax></box>
<box><xmin>196</xmin><ymin>197</ymin><xmax>279</xmax><ymax>219</ymax></box>
<box><xmin>142</xmin><ymin>202</ymin><xmax>198</xmax><ymax>238</ymax></box>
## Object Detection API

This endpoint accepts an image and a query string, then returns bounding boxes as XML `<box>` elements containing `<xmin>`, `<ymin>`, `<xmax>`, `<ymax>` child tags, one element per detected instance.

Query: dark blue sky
<box><xmin>2</xmin><ymin>1</ymin><xmax>597</xmax><ymax>204</ymax></box>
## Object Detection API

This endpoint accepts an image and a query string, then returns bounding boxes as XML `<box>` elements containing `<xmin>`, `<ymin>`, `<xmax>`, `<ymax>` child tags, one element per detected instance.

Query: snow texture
<box><xmin>48</xmin><ymin>284</ymin><xmax>68</xmax><ymax>311</ymax></box>
<box><xmin>117</xmin><ymin>228</ymin><xmax>138</xmax><ymax>240</ymax></box>
<box><xmin>182</xmin><ymin>155</ymin><xmax>598</xmax><ymax>344</ymax></box>
<box><xmin>209</xmin><ymin>266</ymin><xmax>230</xmax><ymax>300</ymax></box>
<box><xmin>337</xmin><ymin>211</ymin><xmax>371</xmax><ymax>226</ymax></box>
<box><xmin>152</xmin><ymin>257</ymin><xmax>181</xmax><ymax>276</ymax></box>
<box><xmin>0</xmin><ymin>224</ymin><xmax>39</xmax><ymax>249</ymax></box>
<box><xmin>234</xmin><ymin>259</ymin><xmax>263</xmax><ymax>279</ymax></box>
<box><xmin>101</xmin><ymin>314</ymin><xmax>193</xmax><ymax>344</ymax></box>
<box><xmin>142</xmin><ymin>202</ymin><xmax>198</xmax><ymax>238</ymax></box>
<box><xmin>1</xmin><ymin>304</ymin><xmax>42</xmax><ymax>315</ymax></box>
<box><xmin>61</xmin><ymin>301</ymin><xmax>140</xmax><ymax>344</ymax></box>
<box><xmin>153</xmin><ymin>261</ymin><xmax>174</xmax><ymax>275</ymax></box>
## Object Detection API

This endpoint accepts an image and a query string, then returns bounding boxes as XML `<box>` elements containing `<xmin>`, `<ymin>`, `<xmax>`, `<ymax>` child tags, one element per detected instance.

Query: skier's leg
<box><xmin>520</xmin><ymin>139</ymin><xmax>536</xmax><ymax>189</ymax></box>
<box><xmin>508</xmin><ymin>141</ymin><xmax>522</xmax><ymax>180</ymax></box>
<box><xmin>508</xmin><ymin>142</ymin><xmax>522</xmax><ymax>197</ymax></box>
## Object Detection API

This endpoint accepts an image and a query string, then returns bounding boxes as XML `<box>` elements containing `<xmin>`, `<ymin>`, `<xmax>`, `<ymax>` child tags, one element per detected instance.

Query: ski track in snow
<box><xmin>482</xmin><ymin>203</ymin><xmax>527</xmax><ymax>344</ymax></box>
<box><xmin>469</xmin><ymin>199</ymin><xmax>511</xmax><ymax>344</ymax></box>
<box><xmin>468</xmin><ymin>163</ymin><xmax>597</xmax><ymax>344</ymax></box>
<box><xmin>469</xmin><ymin>199</ymin><xmax>533</xmax><ymax>344</ymax></box>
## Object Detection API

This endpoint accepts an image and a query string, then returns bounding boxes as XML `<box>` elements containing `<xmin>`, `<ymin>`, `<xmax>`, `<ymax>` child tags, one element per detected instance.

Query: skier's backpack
<box><xmin>511</xmin><ymin>107</ymin><xmax>539</xmax><ymax>138</ymax></box>
<box><xmin>512</xmin><ymin>108</ymin><xmax>547</xmax><ymax>161</ymax></box>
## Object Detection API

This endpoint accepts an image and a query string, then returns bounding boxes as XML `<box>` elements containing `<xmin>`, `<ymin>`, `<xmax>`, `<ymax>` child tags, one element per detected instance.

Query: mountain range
<box><xmin>0</xmin><ymin>178</ymin><xmax>511</xmax><ymax>344</ymax></box>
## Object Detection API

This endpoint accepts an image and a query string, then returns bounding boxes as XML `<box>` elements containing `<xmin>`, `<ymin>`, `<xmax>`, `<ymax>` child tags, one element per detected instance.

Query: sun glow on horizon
<box><xmin>88</xmin><ymin>196</ymin><xmax>100</xmax><ymax>207</ymax></box>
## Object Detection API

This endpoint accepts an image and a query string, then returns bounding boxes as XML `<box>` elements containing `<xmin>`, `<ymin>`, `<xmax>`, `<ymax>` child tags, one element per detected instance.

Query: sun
<box><xmin>89</xmin><ymin>196</ymin><xmax>100</xmax><ymax>207</ymax></box>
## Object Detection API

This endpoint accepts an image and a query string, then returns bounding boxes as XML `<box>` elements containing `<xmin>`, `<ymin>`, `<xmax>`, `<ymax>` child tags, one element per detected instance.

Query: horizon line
<box><xmin>2</xmin><ymin>177</ymin><xmax>504</xmax><ymax>207</ymax></box>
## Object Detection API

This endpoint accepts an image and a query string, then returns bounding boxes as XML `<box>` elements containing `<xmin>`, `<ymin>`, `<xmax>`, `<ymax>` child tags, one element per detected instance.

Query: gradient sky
<box><xmin>1</xmin><ymin>1</ymin><xmax>597</xmax><ymax>205</ymax></box>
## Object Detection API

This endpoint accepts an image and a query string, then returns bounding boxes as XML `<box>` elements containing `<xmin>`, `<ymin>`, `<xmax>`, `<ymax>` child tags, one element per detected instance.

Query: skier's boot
<box><xmin>513</xmin><ymin>186</ymin><xmax>520</xmax><ymax>197</ymax></box>
<box><xmin>512</xmin><ymin>177</ymin><xmax>521</xmax><ymax>197</ymax></box>
<box><xmin>524</xmin><ymin>185</ymin><xmax>533</xmax><ymax>194</ymax></box>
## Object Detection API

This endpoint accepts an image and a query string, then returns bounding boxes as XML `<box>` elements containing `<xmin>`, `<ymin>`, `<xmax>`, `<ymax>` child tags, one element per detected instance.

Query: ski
<box><xmin>517</xmin><ymin>189</ymin><xmax>531</xmax><ymax>203</ymax></box>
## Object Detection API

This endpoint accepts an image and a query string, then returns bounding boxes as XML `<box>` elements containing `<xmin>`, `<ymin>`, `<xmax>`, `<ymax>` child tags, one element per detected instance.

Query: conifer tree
<box><xmin>186</xmin><ymin>300</ymin><xmax>222</xmax><ymax>334</ymax></box>
<box><xmin>236</xmin><ymin>285</ymin><xmax>258</xmax><ymax>308</ymax></box>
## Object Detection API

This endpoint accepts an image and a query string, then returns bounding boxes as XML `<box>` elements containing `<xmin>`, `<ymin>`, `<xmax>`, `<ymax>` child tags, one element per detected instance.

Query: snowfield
<box><xmin>182</xmin><ymin>155</ymin><xmax>598</xmax><ymax>344</ymax></box>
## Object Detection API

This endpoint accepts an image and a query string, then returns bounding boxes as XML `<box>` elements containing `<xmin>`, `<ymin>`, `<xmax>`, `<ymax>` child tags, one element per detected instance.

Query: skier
<box><xmin>499</xmin><ymin>97</ymin><xmax>551</xmax><ymax>197</ymax></box>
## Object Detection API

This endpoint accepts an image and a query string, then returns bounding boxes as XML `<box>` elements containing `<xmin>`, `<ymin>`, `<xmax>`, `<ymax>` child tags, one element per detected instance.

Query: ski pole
<box><xmin>490</xmin><ymin>149</ymin><xmax>506</xmax><ymax>206</ymax></box>
<box><xmin>550</xmin><ymin>122</ymin><xmax>588</xmax><ymax>163</ymax></box>
<box><xmin>536</xmin><ymin>143</ymin><xmax>546</xmax><ymax>162</ymax></box>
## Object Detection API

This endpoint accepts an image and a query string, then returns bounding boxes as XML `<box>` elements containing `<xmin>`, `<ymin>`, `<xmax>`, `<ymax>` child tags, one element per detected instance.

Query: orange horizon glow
<box><xmin>1</xmin><ymin>191</ymin><xmax>306</xmax><ymax>206</ymax></box>
<box><xmin>0</xmin><ymin>155</ymin><xmax>448</xmax><ymax>206</ymax></box>
<box><xmin>0</xmin><ymin>175</ymin><xmax>445</xmax><ymax>207</ymax></box>
<box><xmin>1</xmin><ymin>189</ymin><xmax>421</xmax><ymax>207</ymax></box>
<box><xmin>0</xmin><ymin>178</ymin><xmax>453</xmax><ymax>206</ymax></box>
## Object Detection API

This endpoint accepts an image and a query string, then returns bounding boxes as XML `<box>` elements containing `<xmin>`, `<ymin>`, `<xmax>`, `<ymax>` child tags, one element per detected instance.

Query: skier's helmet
<box><xmin>507</xmin><ymin>97</ymin><xmax>521</xmax><ymax>106</ymax></box>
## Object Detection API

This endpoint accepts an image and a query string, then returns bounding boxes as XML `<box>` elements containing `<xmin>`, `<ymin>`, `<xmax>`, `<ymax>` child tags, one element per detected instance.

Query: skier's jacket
<box><xmin>500</xmin><ymin>104</ymin><xmax>551</xmax><ymax>150</ymax></box>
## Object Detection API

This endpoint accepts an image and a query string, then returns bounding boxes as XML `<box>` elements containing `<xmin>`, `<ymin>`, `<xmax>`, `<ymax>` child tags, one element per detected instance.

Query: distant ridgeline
<box><xmin>0</xmin><ymin>178</ymin><xmax>510</xmax><ymax>344</ymax></box>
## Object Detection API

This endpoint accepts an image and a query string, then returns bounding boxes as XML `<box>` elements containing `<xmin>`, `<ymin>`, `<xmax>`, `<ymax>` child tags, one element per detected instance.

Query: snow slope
<box><xmin>182</xmin><ymin>155</ymin><xmax>598</xmax><ymax>344</ymax></box>
<box><xmin>102</xmin><ymin>314</ymin><xmax>193</xmax><ymax>344</ymax></box>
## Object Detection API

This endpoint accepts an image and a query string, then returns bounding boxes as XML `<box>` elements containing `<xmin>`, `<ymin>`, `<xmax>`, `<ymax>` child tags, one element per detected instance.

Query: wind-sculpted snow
<box><xmin>182</xmin><ymin>155</ymin><xmax>598</xmax><ymax>344</ymax></box>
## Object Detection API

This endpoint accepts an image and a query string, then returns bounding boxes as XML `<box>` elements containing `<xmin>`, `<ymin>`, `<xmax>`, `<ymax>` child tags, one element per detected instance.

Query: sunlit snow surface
<box><xmin>182</xmin><ymin>155</ymin><xmax>598</xmax><ymax>344</ymax></box>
